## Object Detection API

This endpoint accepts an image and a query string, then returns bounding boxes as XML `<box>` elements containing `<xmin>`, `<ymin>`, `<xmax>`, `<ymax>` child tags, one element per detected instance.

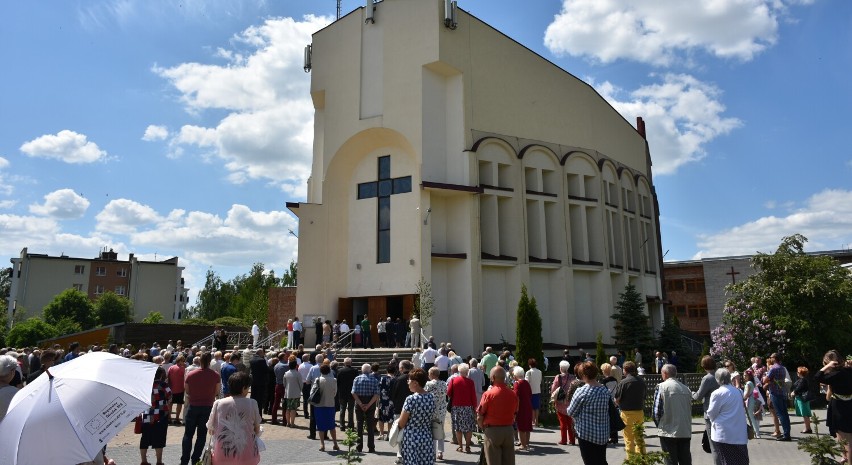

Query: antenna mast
<box><xmin>337</xmin><ymin>0</ymin><xmax>341</xmax><ymax>20</ymax></box>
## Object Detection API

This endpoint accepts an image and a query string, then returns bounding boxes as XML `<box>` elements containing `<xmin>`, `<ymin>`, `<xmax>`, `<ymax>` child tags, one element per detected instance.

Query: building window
<box><xmin>115</xmin><ymin>285</ymin><xmax>126</xmax><ymax>296</ymax></box>
<box><xmin>74</xmin><ymin>265</ymin><xmax>85</xmax><ymax>274</ymax></box>
<box><xmin>94</xmin><ymin>285</ymin><xmax>104</xmax><ymax>295</ymax></box>
<box><xmin>95</xmin><ymin>266</ymin><xmax>106</xmax><ymax>276</ymax></box>
<box><xmin>685</xmin><ymin>278</ymin><xmax>705</xmax><ymax>293</ymax></box>
<box><xmin>73</xmin><ymin>283</ymin><xmax>83</xmax><ymax>291</ymax></box>
<box><xmin>665</xmin><ymin>279</ymin><xmax>685</xmax><ymax>292</ymax></box>
<box><xmin>117</xmin><ymin>268</ymin><xmax>127</xmax><ymax>277</ymax></box>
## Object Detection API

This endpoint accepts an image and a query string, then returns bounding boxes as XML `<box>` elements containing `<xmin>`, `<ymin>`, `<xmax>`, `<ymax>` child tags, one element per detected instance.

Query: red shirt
<box><xmin>447</xmin><ymin>376</ymin><xmax>477</xmax><ymax>407</ymax></box>
<box><xmin>477</xmin><ymin>383</ymin><xmax>518</xmax><ymax>426</ymax></box>
<box><xmin>184</xmin><ymin>368</ymin><xmax>220</xmax><ymax>406</ymax></box>
<box><xmin>167</xmin><ymin>363</ymin><xmax>186</xmax><ymax>394</ymax></box>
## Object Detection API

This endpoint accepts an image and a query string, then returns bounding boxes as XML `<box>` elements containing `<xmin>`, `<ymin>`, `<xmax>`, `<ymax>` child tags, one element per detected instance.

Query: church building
<box><xmin>289</xmin><ymin>0</ymin><xmax>665</xmax><ymax>357</ymax></box>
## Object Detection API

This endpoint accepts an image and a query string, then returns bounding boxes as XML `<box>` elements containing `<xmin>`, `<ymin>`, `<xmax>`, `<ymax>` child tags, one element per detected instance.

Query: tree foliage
<box><xmin>142</xmin><ymin>312</ymin><xmax>164</xmax><ymax>324</ymax></box>
<box><xmin>94</xmin><ymin>291</ymin><xmax>134</xmax><ymax>326</ymax></box>
<box><xmin>1</xmin><ymin>266</ymin><xmax>10</xmax><ymax>318</ymax></box>
<box><xmin>711</xmin><ymin>299</ymin><xmax>788</xmax><ymax>371</ymax></box>
<box><xmin>595</xmin><ymin>332</ymin><xmax>606</xmax><ymax>367</ymax></box>
<box><xmin>9</xmin><ymin>317</ymin><xmax>58</xmax><ymax>347</ymax></box>
<box><xmin>656</xmin><ymin>314</ymin><xmax>684</xmax><ymax>362</ymax></box>
<box><xmin>515</xmin><ymin>284</ymin><xmax>543</xmax><ymax>370</ymax></box>
<box><xmin>43</xmin><ymin>288</ymin><xmax>96</xmax><ymax>330</ymax></box>
<box><xmin>192</xmin><ymin>263</ymin><xmax>285</xmax><ymax>324</ymax></box>
<box><xmin>414</xmin><ymin>277</ymin><xmax>434</xmax><ymax>328</ymax></box>
<box><xmin>726</xmin><ymin>234</ymin><xmax>852</xmax><ymax>367</ymax></box>
<box><xmin>611</xmin><ymin>283</ymin><xmax>654</xmax><ymax>357</ymax></box>
<box><xmin>53</xmin><ymin>317</ymin><xmax>83</xmax><ymax>336</ymax></box>
<box><xmin>281</xmin><ymin>261</ymin><xmax>297</xmax><ymax>287</ymax></box>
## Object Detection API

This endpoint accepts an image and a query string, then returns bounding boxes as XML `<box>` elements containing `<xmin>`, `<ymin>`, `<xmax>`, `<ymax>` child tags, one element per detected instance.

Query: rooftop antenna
<box><xmin>337</xmin><ymin>0</ymin><xmax>341</xmax><ymax>20</ymax></box>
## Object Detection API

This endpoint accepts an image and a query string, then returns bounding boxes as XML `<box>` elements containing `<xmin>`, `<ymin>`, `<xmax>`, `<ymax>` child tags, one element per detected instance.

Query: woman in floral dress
<box><xmin>377</xmin><ymin>363</ymin><xmax>397</xmax><ymax>440</ymax></box>
<box><xmin>206</xmin><ymin>372</ymin><xmax>261</xmax><ymax>465</ymax></box>
<box><xmin>425</xmin><ymin>367</ymin><xmax>448</xmax><ymax>460</ymax></box>
<box><xmin>399</xmin><ymin>368</ymin><xmax>436</xmax><ymax>465</ymax></box>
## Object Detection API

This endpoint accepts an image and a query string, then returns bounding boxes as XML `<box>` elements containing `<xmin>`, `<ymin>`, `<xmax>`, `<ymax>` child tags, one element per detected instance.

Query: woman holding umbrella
<box><xmin>139</xmin><ymin>366</ymin><xmax>172</xmax><ymax>465</ymax></box>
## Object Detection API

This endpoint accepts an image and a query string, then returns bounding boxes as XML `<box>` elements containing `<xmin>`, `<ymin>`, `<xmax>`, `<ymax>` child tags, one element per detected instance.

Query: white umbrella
<box><xmin>0</xmin><ymin>351</ymin><xmax>157</xmax><ymax>465</ymax></box>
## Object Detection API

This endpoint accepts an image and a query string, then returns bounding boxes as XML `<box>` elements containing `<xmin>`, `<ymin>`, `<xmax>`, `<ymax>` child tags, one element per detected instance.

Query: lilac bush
<box><xmin>711</xmin><ymin>299</ymin><xmax>787</xmax><ymax>370</ymax></box>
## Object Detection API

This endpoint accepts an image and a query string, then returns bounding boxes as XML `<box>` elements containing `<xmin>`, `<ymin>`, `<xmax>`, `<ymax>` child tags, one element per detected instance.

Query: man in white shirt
<box><xmin>298</xmin><ymin>354</ymin><xmax>314</xmax><ymax>419</ymax></box>
<box><xmin>610</xmin><ymin>355</ymin><xmax>623</xmax><ymax>382</ymax></box>
<box><xmin>524</xmin><ymin>359</ymin><xmax>544</xmax><ymax>426</ymax></box>
<box><xmin>435</xmin><ymin>350</ymin><xmax>451</xmax><ymax>381</ymax></box>
<box><xmin>210</xmin><ymin>351</ymin><xmax>224</xmax><ymax>374</ymax></box>
<box><xmin>422</xmin><ymin>346</ymin><xmax>439</xmax><ymax>371</ymax></box>
<box><xmin>340</xmin><ymin>320</ymin><xmax>350</xmax><ymax>334</ymax></box>
<box><xmin>252</xmin><ymin>320</ymin><xmax>261</xmax><ymax>348</ymax></box>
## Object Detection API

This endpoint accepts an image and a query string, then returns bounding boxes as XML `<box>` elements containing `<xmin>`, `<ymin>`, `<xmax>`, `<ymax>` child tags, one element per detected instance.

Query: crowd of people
<box><xmin>1</xmin><ymin>337</ymin><xmax>850</xmax><ymax>465</ymax></box>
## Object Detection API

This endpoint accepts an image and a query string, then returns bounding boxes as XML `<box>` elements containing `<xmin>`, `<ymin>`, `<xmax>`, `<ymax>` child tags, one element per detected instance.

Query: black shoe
<box><xmin>357</xmin><ymin>447</ymin><xmax>363</xmax><ymax>453</ymax></box>
<box><xmin>307</xmin><ymin>435</ymin><xmax>317</xmax><ymax>440</ymax></box>
<box><xmin>368</xmin><ymin>448</ymin><xmax>375</xmax><ymax>453</ymax></box>
<box><xmin>777</xmin><ymin>436</ymin><xmax>792</xmax><ymax>442</ymax></box>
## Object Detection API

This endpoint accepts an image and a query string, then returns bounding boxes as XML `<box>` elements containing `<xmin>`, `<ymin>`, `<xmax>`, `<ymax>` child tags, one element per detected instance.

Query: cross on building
<box><xmin>357</xmin><ymin>155</ymin><xmax>412</xmax><ymax>263</ymax></box>
<box><xmin>726</xmin><ymin>266</ymin><xmax>740</xmax><ymax>284</ymax></box>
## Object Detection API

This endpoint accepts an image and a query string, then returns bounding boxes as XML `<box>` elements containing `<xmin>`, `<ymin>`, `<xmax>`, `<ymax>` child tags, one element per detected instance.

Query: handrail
<box><xmin>336</xmin><ymin>329</ymin><xmax>355</xmax><ymax>355</ymax></box>
<box><xmin>193</xmin><ymin>334</ymin><xmax>214</xmax><ymax>349</ymax></box>
<box><xmin>257</xmin><ymin>330</ymin><xmax>285</xmax><ymax>349</ymax></box>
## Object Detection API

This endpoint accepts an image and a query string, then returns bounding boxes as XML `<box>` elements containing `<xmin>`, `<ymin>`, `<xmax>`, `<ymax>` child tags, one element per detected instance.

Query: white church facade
<box><xmin>289</xmin><ymin>0</ymin><xmax>664</xmax><ymax>357</ymax></box>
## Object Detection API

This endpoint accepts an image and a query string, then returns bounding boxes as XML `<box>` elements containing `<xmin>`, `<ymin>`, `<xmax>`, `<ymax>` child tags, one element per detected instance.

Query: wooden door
<box><xmin>368</xmin><ymin>297</ymin><xmax>386</xmax><ymax>343</ymax></box>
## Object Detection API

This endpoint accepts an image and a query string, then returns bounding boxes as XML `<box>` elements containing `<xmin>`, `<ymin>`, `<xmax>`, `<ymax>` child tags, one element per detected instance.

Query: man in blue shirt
<box><xmin>220</xmin><ymin>352</ymin><xmax>238</xmax><ymax>396</ymax></box>
<box><xmin>351</xmin><ymin>364</ymin><xmax>380</xmax><ymax>453</ymax></box>
<box><xmin>763</xmin><ymin>353</ymin><xmax>792</xmax><ymax>441</ymax></box>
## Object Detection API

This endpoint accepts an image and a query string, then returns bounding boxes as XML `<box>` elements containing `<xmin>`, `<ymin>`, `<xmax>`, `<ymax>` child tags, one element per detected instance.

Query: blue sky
<box><xmin>2</xmin><ymin>0</ymin><xmax>850</xmax><ymax>304</ymax></box>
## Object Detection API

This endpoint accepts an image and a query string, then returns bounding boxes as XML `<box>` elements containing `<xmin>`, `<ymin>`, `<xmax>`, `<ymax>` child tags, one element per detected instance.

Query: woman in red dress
<box><xmin>512</xmin><ymin>366</ymin><xmax>533</xmax><ymax>451</ymax></box>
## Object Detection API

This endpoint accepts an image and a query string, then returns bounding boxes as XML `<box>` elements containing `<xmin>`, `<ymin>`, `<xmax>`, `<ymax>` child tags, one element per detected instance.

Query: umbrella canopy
<box><xmin>0</xmin><ymin>351</ymin><xmax>157</xmax><ymax>465</ymax></box>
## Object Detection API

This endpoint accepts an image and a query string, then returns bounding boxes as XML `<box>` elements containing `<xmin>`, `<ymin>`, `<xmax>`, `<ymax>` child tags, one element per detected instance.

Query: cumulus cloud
<box><xmin>0</xmin><ymin>213</ymin><xmax>113</xmax><ymax>259</ymax></box>
<box><xmin>694</xmin><ymin>189</ymin><xmax>852</xmax><ymax>258</ymax></box>
<box><xmin>595</xmin><ymin>74</ymin><xmax>742</xmax><ymax>175</ymax></box>
<box><xmin>20</xmin><ymin>130</ymin><xmax>108</xmax><ymax>163</ymax></box>
<box><xmin>96</xmin><ymin>198</ymin><xmax>164</xmax><ymax>234</ymax></box>
<box><xmin>142</xmin><ymin>124</ymin><xmax>169</xmax><ymax>141</ymax></box>
<box><xmin>0</xmin><ymin>200</ymin><xmax>16</xmax><ymax>209</ymax></box>
<box><xmin>543</xmin><ymin>0</ymin><xmax>800</xmax><ymax>66</ymax></box>
<box><xmin>155</xmin><ymin>15</ymin><xmax>330</xmax><ymax>196</ymax></box>
<box><xmin>0</xmin><ymin>156</ymin><xmax>11</xmax><ymax>195</ymax></box>
<box><xmin>29</xmin><ymin>189</ymin><xmax>91</xmax><ymax>219</ymax></box>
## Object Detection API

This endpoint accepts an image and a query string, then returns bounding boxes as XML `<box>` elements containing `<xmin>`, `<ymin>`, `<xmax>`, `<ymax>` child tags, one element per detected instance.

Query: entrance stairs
<box><xmin>335</xmin><ymin>347</ymin><xmax>415</xmax><ymax>372</ymax></box>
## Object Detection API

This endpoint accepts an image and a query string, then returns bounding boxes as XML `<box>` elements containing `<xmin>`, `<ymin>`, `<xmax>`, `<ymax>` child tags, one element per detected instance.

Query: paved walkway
<box><xmin>105</xmin><ymin>408</ymin><xmax>829</xmax><ymax>464</ymax></box>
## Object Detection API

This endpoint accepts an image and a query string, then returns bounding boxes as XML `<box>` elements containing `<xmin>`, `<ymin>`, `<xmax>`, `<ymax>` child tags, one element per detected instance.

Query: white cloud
<box><xmin>29</xmin><ymin>189</ymin><xmax>91</xmax><ymax>219</ymax></box>
<box><xmin>142</xmin><ymin>125</ymin><xmax>169</xmax><ymax>141</ymax></box>
<box><xmin>0</xmin><ymin>200</ymin><xmax>16</xmax><ymax>209</ymax></box>
<box><xmin>596</xmin><ymin>74</ymin><xmax>742</xmax><ymax>175</ymax></box>
<box><xmin>0</xmin><ymin>213</ymin><xmax>113</xmax><ymax>259</ymax></box>
<box><xmin>96</xmin><ymin>198</ymin><xmax>164</xmax><ymax>234</ymax></box>
<box><xmin>694</xmin><ymin>189</ymin><xmax>852</xmax><ymax>258</ymax></box>
<box><xmin>544</xmin><ymin>0</ymin><xmax>800</xmax><ymax>66</ymax></box>
<box><xmin>0</xmin><ymin>156</ymin><xmax>11</xmax><ymax>195</ymax></box>
<box><xmin>155</xmin><ymin>15</ymin><xmax>330</xmax><ymax>196</ymax></box>
<box><xmin>20</xmin><ymin>130</ymin><xmax>108</xmax><ymax>164</ymax></box>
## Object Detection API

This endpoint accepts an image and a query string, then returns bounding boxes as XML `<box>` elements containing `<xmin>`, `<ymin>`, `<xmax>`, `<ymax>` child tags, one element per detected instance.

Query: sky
<box><xmin>1</xmin><ymin>0</ymin><xmax>851</xmax><ymax>305</ymax></box>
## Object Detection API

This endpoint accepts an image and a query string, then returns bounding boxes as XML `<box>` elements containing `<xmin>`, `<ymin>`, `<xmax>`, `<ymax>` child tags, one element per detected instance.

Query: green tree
<box><xmin>515</xmin><ymin>284</ymin><xmax>543</xmax><ymax>370</ymax></box>
<box><xmin>727</xmin><ymin>234</ymin><xmax>852</xmax><ymax>367</ymax></box>
<box><xmin>94</xmin><ymin>291</ymin><xmax>134</xmax><ymax>325</ymax></box>
<box><xmin>656</xmin><ymin>314</ymin><xmax>684</xmax><ymax>367</ymax></box>
<box><xmin>696</xmin><ymin>340</ymin><xmax>710</xmax><ymax>373</ymax></box>
<box><xmin>611</xmin><ymin>283</ymin><xmax>654</xmax><ymax>357</ymax></box>
<box><xmin>595</xmin><ymin>331</ymin><xmax>606</xmax><ymax>367</ymax></box>
<box><xmin>43</xmin><ymin>288</ymin><xmax>96</xmax><ymax>330</ymax></box>
<box><xmin>281</xmin><ymin>261</ymin><xmax>297</xmax><ymax>286</ymax></box>
<box><xmin>8</xmin><ymin>317</ymin><xmax>58</xmax><ymax>347</ymax></box>
<box><xmin>53</xmin><ymin>317</ymin><xmax>83</xmax><ymax>336</ymax></box>
<box><xmin>142</xmin><ymin>312</ymin><xmax>164</xmax><ymax>324</ymax></box>
<box><xmin>0</xmin><ymin>266</ymin><xmax>10</xmax><ymax>319</ymax></box>
<box><xmin>193</xmin><ymin>269</ymin><xmax>234</xmax><ymax>321</ymax></box>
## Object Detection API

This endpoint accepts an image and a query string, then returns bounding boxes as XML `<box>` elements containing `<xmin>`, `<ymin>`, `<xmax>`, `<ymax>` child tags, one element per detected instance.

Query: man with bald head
<box><xmin>653</xmin><ymin>364</ymin><xmax>693</xmax><ymax>465</ymax></box>
<box><xmin>477</xmin><ymin>367</ymin><xmax>518</xmax><ymax>465</ymax></box>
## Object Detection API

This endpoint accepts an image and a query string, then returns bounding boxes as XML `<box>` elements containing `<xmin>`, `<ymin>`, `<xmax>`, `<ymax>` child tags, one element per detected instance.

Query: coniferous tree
<box><xmin>611</xmin><ymin>283</ymin><xmax>654</xmax><ymax>359</ymax></box>
<box><xmin>515</xmin><ymin>284</ymin><xmax>543</xmax><ymax>370</ymax></box>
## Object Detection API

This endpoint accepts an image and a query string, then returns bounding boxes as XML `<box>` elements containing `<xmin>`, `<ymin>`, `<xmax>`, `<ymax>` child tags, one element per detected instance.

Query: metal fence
<box><xmin>542</xmin><ymin>372</ymin><xmax>707</xmax><ymax>418</ymax></box>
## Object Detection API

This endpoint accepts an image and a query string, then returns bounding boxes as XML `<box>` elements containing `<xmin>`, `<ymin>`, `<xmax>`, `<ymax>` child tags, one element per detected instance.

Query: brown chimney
<box><xmin>636</xmin><ymin>117</ymin><xmax>646</xmax><ymax>139</ymax></box>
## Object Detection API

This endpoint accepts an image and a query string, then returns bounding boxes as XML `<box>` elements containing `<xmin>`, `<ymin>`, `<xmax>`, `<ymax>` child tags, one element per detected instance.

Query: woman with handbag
<box><xmin>314</xmin><ymin>363</ymin><xmax>340</xmax><ymax>452</ymax></box>
<box><xmin>550</xmin><ymin>360</ymin><xmax>581</xmax><ymax>446</ymax></box>
<box><xmin>206</xmin><ymin>372</ymin><xmax>262</xmax><ymax>465</ymax></box>
<box><xmin>139</xmin><ymin>366</ymin><xmax>172</xmax><ymax>465</ymax></box>
<box><xmin>792</xmin><ymin>366</ymin><xmax>813</xmax><ymax>434</ymax></box>
<box><xmin>425</xmin><ymin>367</ymin><xmax>448</xmax><ymax>460</ymax></box>
<box><xmin>447</xmin><ymin>363</ymin><xmax>477</xmax><ymax>453</ymax></box>
<box><xmin>398</xmin><ymin>368</ymin><xmax>437</xmax><ymax>465</ymax></box>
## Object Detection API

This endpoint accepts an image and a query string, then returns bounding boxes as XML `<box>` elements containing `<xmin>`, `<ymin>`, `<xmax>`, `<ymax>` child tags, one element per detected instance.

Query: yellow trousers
<box><xmin>621</xmin><ymin>409</ymin><xmax>646</xmax><ymax>457</ymax></box>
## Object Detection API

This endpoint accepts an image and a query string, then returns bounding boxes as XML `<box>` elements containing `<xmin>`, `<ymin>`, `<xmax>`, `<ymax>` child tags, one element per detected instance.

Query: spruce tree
<box><xmin>611</xmin><ymin>283</ymin><xmax>654</xmax><ymax>359</ymax></box>
<box><xmin>515</xmin><ymin>284</ymin><xmax>543</xmax><ymax>370</ymax></box>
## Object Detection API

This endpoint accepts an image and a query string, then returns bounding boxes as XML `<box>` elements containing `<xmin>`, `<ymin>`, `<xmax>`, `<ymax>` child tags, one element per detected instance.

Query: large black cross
<box><xmin>726</xmin><ymin>266</ymin><xmax>740</xmax><ymax>284</ymax></box>
<box><xmin>357</xmin><ymin>155</ymin><xmax>411</xmax><ymax>263</ymax></box>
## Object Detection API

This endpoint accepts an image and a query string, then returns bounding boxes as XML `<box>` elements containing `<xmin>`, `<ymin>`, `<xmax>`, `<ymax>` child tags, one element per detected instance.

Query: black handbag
<box><xmin>608</xmin><ymin>398</ymin><xmax>625</xmax><ymax>432</ymax></box>
<box><xmin>309</xmin><ymin>378</ymin><xmax>322</xmax><ymax>405</ymax></box>
<box><xmin>702</xmin><ymin>430</ymin><xmax>712</xmax><ymax>453</ymax></box>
